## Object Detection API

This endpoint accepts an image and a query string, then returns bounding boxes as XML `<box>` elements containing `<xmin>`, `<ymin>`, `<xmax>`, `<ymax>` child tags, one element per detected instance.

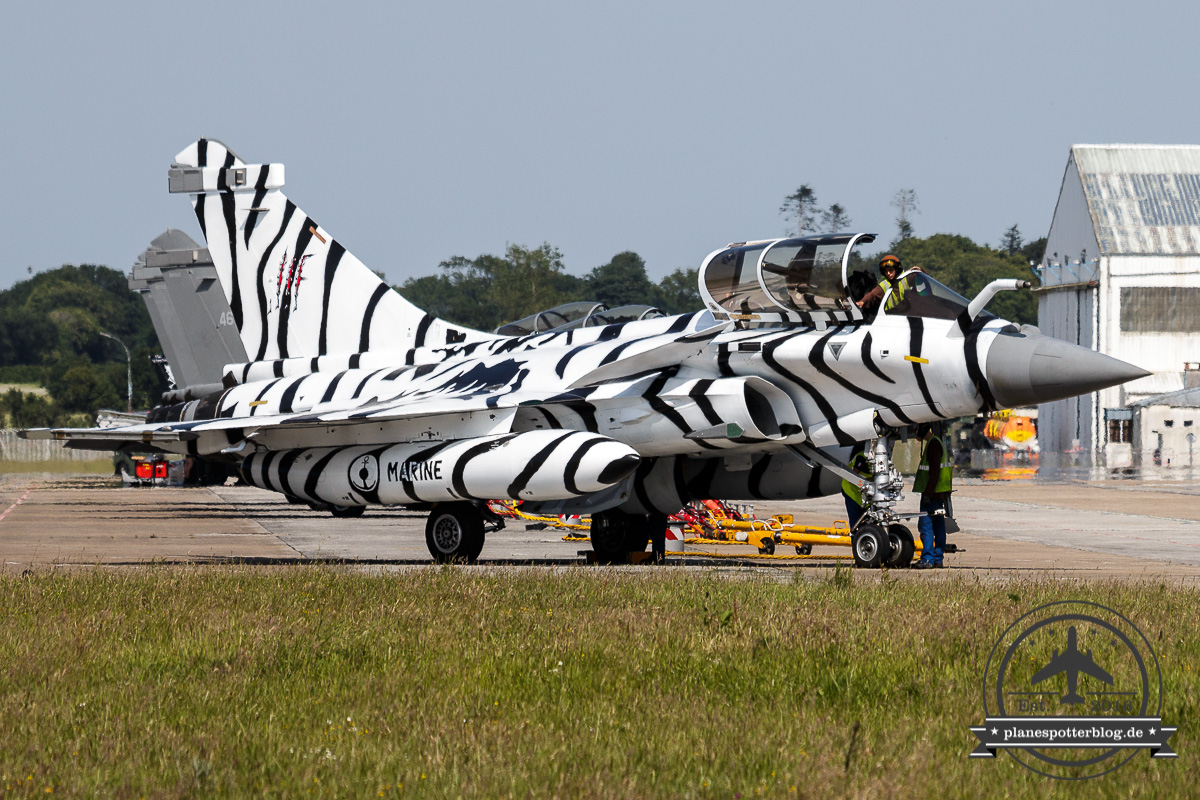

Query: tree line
<box><xmin>0</xmin><ymin>265</ymin><xmax>163</xmax><ymax>426</ymax></box>
<box><xmin>781</xmin><ymin>184</ymin><xmax>1044</xmax><ymax>323</ymax></box>
<box><xmin>397</xmin><ymin>245</ymin><xmax>701</xmax><ymax>333</ymax></box>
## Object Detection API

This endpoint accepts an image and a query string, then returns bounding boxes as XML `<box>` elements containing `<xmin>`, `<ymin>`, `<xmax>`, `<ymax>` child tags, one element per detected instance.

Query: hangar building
<box><xmin>1036</xmin><ymin>144</ymin><xmax>1200</xmax><ymax>467</ymax></box>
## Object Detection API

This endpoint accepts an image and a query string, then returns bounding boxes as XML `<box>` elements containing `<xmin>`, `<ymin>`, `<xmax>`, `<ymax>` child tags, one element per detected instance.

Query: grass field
<box><xmin>0</xmin><ymin>569</ymin><xmax>1193</xmax><ymax>798</ymax></box>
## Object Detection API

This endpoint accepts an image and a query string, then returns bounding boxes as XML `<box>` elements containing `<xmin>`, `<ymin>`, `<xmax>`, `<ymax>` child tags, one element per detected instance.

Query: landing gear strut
<box><xmin>793</xmin><ymin>435</ymin><xmax>920</xmax><ymax>569</ymax></box>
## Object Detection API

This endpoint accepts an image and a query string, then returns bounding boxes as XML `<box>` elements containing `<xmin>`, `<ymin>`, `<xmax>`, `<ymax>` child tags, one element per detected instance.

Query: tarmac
<box><xmin>3</xmin><ymin>472</ymin><xmax>1200</xmax><ymax>583</ymax></box>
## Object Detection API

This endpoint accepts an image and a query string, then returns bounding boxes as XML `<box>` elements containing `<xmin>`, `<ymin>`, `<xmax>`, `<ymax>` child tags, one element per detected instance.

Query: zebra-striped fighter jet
<box><xmin>23</xmin><ymin>139</ymin><xmax>1148</xmax><ymax>565</ymax></box>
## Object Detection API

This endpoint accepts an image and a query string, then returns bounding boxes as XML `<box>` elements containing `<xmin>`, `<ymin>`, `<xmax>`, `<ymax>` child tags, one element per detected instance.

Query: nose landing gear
<box><xmin>793</xmin><ymin>436</ymin><xmax>926</xmax><ymax>569</ymax></box>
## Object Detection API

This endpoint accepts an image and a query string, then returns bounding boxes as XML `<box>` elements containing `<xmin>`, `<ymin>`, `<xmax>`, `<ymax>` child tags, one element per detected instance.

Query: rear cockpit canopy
<box><xmin>494</xmin><ymin>301</ymin><xmax>606</xmax><ymax>336</ymax></box>
<box><xmin>699</xmin><ymin>233</ymin><xmax>876</xmax><ymax>326</ymax></box>
<box><xmin>493</xmin><ymin>302</ymin><xmax>666</xmax><ymax>336</ymax></box>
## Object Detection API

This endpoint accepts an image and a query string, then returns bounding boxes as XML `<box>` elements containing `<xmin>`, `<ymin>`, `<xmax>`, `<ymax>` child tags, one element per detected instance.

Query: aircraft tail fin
<box><xmin>169</xmin><ymin>138</ymin><xmax>492</xmax><ymax>363</ymax></box>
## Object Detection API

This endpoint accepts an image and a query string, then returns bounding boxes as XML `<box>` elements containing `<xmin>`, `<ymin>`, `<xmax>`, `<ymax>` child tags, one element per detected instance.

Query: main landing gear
<box><xmin>589</xmin><ymin>509</ymin><xmax>651</xmax><ymax>564</ymax></box>
<box><xmin>306</xmin><ymin>500</ymin><xmax>367</xmax><ymax>518</ymax></box>
<box><xmin>424</xmin><ymin>502</ymin><xmax>506</xmax><ymax>563</ymax></box>
<box><xmin>589</xmin><ymin>509</ymin><xmax>668</xmax><ymax>564</ymax></box>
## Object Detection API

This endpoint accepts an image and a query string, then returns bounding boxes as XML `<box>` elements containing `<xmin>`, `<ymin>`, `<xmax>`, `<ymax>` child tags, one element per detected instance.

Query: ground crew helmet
<box><xmin>879</xmin><ymin>254</ymin><xmax>902</xmax><ymax>274</ymax></box>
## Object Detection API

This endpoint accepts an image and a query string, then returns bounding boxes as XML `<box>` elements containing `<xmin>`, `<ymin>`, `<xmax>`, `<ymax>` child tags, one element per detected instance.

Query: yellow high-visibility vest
<box><xmin>879</xmin><ymin>276</ymin><xmax>906</xmax><ymax>312</ymax></box>
<box><xmin>840</xmin><ymin>451</ymin><xmax>872</xmax><ymax>506</ymax></box>
<box><xmin>914</xmin><ymin>436</ymin><xmax>953</xmax><ymax>493</ymax></box>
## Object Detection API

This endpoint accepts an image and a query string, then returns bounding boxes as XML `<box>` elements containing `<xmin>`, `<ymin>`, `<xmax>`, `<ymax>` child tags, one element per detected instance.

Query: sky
<box><xmin>3</xmin><ymin>1</ymin><xmax>1199</xmax><ymax>290</ymax></box>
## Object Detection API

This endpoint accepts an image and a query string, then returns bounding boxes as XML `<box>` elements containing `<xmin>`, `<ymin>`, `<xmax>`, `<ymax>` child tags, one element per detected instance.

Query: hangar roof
<box><xmin>1130</xmin><ymin>385</ymin><xmax>1200</xmax><ymax>409</ymax></box>
<box><xmin>1073</xmin><ymin>144</ymin><xmax>1200</xmax><ymax>255</ymax></box>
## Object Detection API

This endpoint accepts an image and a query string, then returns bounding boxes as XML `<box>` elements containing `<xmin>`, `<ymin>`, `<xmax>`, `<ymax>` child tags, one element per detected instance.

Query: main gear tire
<box><xmin>425</xmin><ymin>503</ymin><xmax>485</xmax><ymax>564</ymax></box>
<box><xmin>330</xmin><ymin>504</ymin><xmax>366</xmax><ymax>518</ymax></box>
<box><xmin>590</xmin><ymin>509</ymin><xmax>650</xmax><ymax>564</ymax></box>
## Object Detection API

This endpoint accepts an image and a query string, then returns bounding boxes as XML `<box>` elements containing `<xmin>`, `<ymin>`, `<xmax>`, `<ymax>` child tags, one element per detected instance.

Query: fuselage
<box><xmin>145</xmin><ymin>302</ymin><xmax>1010</xmax><ymax>460</ymax></box>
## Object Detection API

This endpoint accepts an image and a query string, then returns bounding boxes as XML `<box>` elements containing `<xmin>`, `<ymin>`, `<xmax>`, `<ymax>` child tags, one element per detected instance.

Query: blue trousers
<box><xmin>918</xmin><ymin>496</ymin><xmax>946</xmax><ymax>565</ymax></box>
<box><xmin>844</xmin><ymin>495</ymin><xmax>865</xmax><ymax>530</ymax></box>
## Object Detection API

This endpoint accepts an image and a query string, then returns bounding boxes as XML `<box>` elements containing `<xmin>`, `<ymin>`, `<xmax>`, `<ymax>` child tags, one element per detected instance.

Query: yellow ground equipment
<box><xmin>686</xmin><ymin>513</ymin><xmax>918</xmax><ymax>567</ymax></box>
<box><xmin>488</xmin><ymin>500</ymin><xmax>909</xmax><ymax>564</ymax></box>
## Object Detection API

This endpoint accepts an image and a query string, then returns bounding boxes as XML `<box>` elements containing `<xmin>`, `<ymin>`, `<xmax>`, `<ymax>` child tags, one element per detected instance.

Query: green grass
<box><xmin>0</xmin><ymin>570</ymin><xmax>1194</xmax><ymax>798</ymax></box>
<box><xmin>0</xmin><ymin>383</ymin><xmax>48</xmax><ymax>397</ymax></box>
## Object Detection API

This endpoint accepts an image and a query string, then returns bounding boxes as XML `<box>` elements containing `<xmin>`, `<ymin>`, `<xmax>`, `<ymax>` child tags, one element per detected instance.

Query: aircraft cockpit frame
<box><xmin>878</xmin><ymin>268</ymin><xmax>979</xmax><ymax>322</ymax></box>
<box><xmin>699</xmin><ymin>233</ymin><xmax>877</xmax><ymax>327</ymax></box>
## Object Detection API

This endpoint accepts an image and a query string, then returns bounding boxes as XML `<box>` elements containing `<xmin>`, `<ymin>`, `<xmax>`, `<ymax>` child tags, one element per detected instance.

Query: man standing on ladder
<box><xmin>913</xmin><ymin>422</ymin><xmax>953</xmax><ymax>569</ymax></box>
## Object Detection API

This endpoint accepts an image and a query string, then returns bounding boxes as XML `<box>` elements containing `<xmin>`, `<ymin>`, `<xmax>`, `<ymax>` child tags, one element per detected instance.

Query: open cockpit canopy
<box><xmin>699</xmin><ymin>233</ymin><xmax>876</xmax><ymax>325</ymax></box>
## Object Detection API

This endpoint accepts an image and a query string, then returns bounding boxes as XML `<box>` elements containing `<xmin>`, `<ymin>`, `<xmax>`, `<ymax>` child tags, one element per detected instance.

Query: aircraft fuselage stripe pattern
<box><xmin>810</xmin><ymin>326</ymin><xmax>914</xmax><ymax>425</ymax></box>
<box><xmin>960</xmin><ymin>313</ymin><xmax>1000</xmax><ymax>413</ymax></box>
<box><xmin>860</xmin><ymin>332</ymin><xmax>893</xmax><ymax>384</ymax></box>
<box><xmin>36</xmin><ymin>140</ymin><xmax>1134</xmax><ymax>524</ymax></box>
<box><xmin>507</xmin><ymin>431</ymin><xmax>575</xmax><ymax>498</ymax></box>
<box><xmin>129</xmin><ymin>304</ymin><xmax>1012</xmax><ymax>468</ymax></box>
<box><xmin>240</xmin><ymin>430</ymin><xmax>639</xmax><ymax>506</ymax></box>
<box><xmin>906</xmin><ymin>317</ymin><xmax>946</xmax><ymax>419</ymax></box>
<box><xmin>760</xmin><ymin>336</ymin><xmax>854</xmax><ymax>447</ymax></box>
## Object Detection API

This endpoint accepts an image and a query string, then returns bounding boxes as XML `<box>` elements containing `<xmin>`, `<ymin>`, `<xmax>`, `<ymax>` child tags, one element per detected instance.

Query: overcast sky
<box><xmin>3</xmin><ymin>1</ymin><xmax>1198</xmax><ymax>290</ymax></box>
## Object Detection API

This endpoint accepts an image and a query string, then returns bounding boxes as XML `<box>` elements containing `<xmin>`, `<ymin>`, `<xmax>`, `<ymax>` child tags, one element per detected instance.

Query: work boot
<box><xmin>913</xmin><ymin>560</ymin><xmax>938</xmax><ymax>570</ymax></box>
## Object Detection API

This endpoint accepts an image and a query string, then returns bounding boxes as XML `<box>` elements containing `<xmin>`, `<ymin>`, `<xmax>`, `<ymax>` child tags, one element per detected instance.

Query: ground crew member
<box><xmin>913</xmin><ymin>422</ymin><xmax>953</xmax><ymax>569</ymax></box>
<box><xmin>840</xmin><ymin>447</ymin><xmax>872</xmax><ymax>529</ymax></box>
<box><xmin>856</xmin><ymin>254</ymin><xmax>925</xmax><ymax>315</ymax></box>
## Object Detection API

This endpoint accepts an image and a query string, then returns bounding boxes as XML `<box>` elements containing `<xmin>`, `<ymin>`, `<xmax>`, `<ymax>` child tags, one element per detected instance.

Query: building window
<box><xmin>1120</xmin><ymin>287</ymin><xmax>1200</xmax><ymax>333</ymax></box>
<box><xmin>1166</xmin><ymin>419</ymin><xmax>1175</xmax><ymax>427</ymax></box>
<box><xmin>1186</xmin><ymin>420</ymin><xmax>1194</xmax><ymax>427</ymax></box>
<box><xmin>1108</xmin><ymin>420</ymin><xmax>1132</xmax><ymax>443</ymax></box>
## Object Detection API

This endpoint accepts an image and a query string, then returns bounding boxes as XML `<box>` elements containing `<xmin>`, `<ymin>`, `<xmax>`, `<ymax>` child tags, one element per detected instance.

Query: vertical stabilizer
<box><xmin>169</xmin><ymin>138</ymin><xmax>492</xmax><ymax>363</ymax></box>
<box><xmin>129</xmin><ymin>229</ymin><xmax>249</xmax><ymax>392</ymax></box>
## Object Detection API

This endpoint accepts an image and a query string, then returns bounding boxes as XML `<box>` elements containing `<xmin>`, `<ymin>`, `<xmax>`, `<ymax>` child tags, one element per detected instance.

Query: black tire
<box><xmin>466</xmin><ymin>524</ymin><xmax>487</xmax><ymax>561</ymax></box>
<box><xmin>590</xmin><ymin>509</ymin><xmax>649</xmax><ymax>564</ymax></box>
<box><xmin>851</xmin><ymin>524</ymin><xmax>891</xmax><ymax>569</ymax></box>
<box><xmin>330</xmin><ymin>504</ymin><xmax>366</xmax><ymax>518</ymax></box>
<box><xmin>759</xmin><ymin>538</ymin><xmax>776</xmax><ymax>556</ymax></box>
<box><xmin>425</xmin><ymin>503</ymin><xmax>485</xmax><ymax>563</ymax></box>
<box><xmin>795</xmin><ymin>544</ymin><xmax>813</xmax><ymax>556</ymax></box>
<box><xmin>886</xmin><ymin>524</ymin><xmax>916</xmax><ymax>568</ymax></box>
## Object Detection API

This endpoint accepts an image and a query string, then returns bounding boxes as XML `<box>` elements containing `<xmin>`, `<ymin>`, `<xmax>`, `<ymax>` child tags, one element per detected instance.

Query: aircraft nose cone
<box><xmin>984</xmin><ymin>331</ymin><xmax>1150</xmax><ymax>408</ymax></box>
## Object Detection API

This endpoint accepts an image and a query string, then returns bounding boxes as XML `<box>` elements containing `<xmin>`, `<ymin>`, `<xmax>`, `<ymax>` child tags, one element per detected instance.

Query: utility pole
<box><xmin>99</xmin><ymin>331</ymin><xmax>133</xmax><ymax>413</ymax></box>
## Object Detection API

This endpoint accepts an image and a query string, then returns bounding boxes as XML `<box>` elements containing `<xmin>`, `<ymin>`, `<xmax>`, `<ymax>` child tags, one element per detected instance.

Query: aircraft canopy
<box><xmin>882</xmin><ymin>270</ymin><xmax>975</xmax><ymax>321</ymax></box>
<box><xmin>699</xmin><ymin>233</ymin><xmax>875</xmax><ymax>324</ymax></box>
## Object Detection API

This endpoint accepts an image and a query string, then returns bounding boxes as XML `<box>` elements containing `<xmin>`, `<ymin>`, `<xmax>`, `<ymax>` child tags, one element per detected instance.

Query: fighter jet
<box><xmin>1030</xmin><ymin>626</ymin><xmax>1114</xmax><ymax>704</ymax></box>
<box><xmin>22</xmin><ymin>139</ymin><xmax>1149</xmax><ymax>565</ymax></box>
